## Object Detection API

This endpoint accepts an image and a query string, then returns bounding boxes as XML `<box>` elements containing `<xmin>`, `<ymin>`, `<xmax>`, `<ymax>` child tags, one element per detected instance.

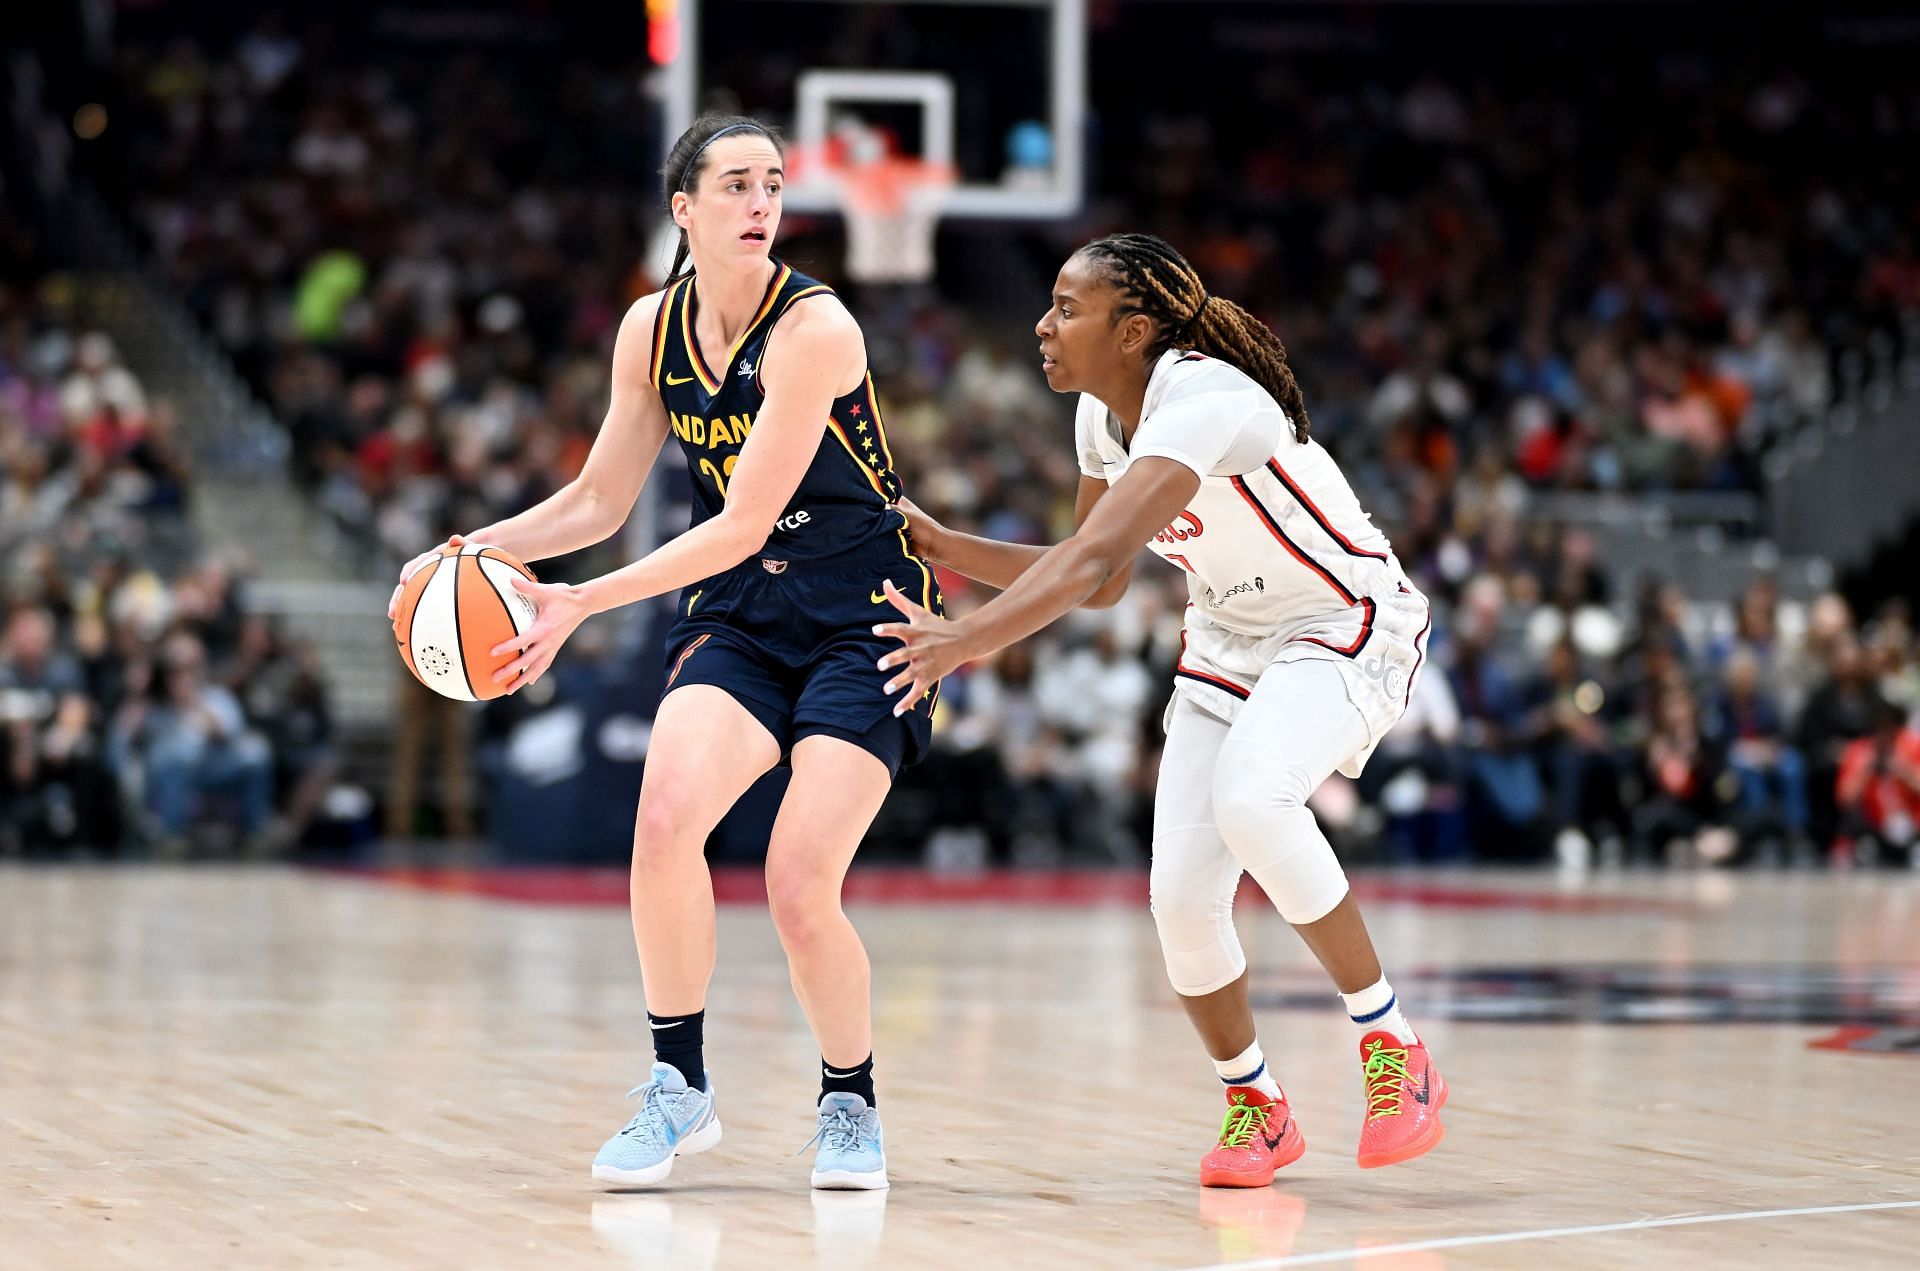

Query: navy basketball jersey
<box><xmin>648</xmin><ymin>261</ymin><xmax>905</xmax><ymax>562</ymax></box>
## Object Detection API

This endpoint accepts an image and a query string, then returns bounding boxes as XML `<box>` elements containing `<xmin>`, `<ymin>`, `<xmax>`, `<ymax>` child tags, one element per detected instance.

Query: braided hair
<box><xmin>659</xmin><ymin>114</ymin><xmax>786</xmax><ymax>283</ymax></box>
<box><xmin>1077</xmin><ymin>233</ymin><xmax>1310</xmax><ymax>442</ymax></box>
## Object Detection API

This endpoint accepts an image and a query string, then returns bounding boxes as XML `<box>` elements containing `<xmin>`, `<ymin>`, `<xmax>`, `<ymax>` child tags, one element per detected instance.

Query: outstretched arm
<box><xmin>903</xmin><ymin>476</ymin><xmax>1134</xmax><ymax>608</ymax></box>
<box><xmin>492</xmin><ymin>298</ymin><xmax>863</xmax><ymax>687</ymax></box>
<box><xmin>386</xmin><ymin>293</ymin><xmax>668</xmax><ymax>618</ymax></box>
<box><xmin>573</xmin><ymin>302</ymin><xmax>856</xmax><ymax>612</ymax></box>
<box><xmin>475</xmin><ymin>293</ymin><xmax>671</xmax><ymax>560</ymax></box>
<box><xmin>875</xmin><ymin>457</ymin><xmax>1199</xmax><ymax>713</ymax></box>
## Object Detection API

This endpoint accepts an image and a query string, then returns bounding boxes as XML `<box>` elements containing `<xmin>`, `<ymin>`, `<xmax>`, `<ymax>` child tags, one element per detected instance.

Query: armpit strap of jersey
<box><xmin>649</xmin><ymin>278</ymin><xmax>688</xmax><ymax>390</ymax></box>
<box><xmin>780</xmin><ymin>283</ymin><xmax>834</xmax><ymax>314</ymax></box>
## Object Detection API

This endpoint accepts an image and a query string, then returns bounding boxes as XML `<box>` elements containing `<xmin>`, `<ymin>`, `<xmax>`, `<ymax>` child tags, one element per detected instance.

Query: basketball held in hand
<box><xmin>392</xmin><ymin>542</ymin><xmax>539</xmax><ymax>701</ymax></box>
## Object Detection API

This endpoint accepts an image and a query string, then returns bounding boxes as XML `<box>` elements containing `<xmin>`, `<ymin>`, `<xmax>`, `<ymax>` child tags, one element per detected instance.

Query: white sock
<box><xmin>1212</xmin><ymin>1040</ymin><xmax>1283</xmax><ymax>1099</ymax></box>
<box><xmin>1342</xmin><ymin>977</ymin><xmax>1417</xmax><ymax>1045</ymax></box>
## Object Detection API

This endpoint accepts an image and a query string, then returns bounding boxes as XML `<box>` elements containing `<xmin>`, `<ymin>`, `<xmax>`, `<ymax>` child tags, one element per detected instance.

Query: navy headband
<box><xmin>680</xmin><ymin>123</ymin><xmax>771</xmax><ymax>190</ymax></box>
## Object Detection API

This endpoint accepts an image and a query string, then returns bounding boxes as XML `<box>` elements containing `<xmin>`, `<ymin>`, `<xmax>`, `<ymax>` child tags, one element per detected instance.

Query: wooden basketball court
<box><xmin>5</xmin><ymin>865</ymin><xmax>1919</xmax><ymax>1268</ymax></box>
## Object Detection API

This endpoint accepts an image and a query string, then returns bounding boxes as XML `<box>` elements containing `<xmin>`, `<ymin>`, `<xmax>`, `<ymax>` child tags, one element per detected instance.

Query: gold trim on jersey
<box><xmin>864</xmin><ymin>373</ymin><xmax>897</xmax><ymax>470</ymax></box>
<box><xmin>682</xmin><ymin>263</ymin><xmax>791</xmax><ymax>394</ymax></box>
<box><xmin>649</xmin><ymin>279</ymin><xmax>688</xmax><ymax>390</ymax></box>
<box><xmin>825</xmin><ymin>413</ymin><xmax>891</xmax><ymax>499</ymax></box>
<box><xmin>887</xmin><ymin>514</ymin><xmax>941</xmax><ymax>716</ymax></box>
<box><xmin>895</xmin><ymin>523</ymin><xmax>934</xmax><ymax>609</ymax></box>
<box><xmin>782</xmin><ymin>284</ymin><xmax>833</xmax><ymax>310</ymax></box>
<box><xmin>747</xmin><ymin>283</ymin><xmax>836</xmax><ymax>395</ymax></box>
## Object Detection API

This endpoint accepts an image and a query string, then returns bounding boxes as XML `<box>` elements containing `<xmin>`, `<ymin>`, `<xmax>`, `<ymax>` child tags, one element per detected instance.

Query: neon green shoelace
<box><xmin>1215</xmin><ymin>1099</ymin><xmax>1272</xmax><ymax>1149</ymax></box>
<box><xmin>1363</xmin><ymin>1039</ymin><xmax>1411</xmax><ymax>1120</ymax></box>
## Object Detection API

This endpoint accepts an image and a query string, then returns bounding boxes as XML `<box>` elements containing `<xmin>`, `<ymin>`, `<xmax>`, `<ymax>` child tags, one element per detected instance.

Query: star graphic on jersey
<box><xmin>849</xmin><ymin>404</ymin><xmax>863</xmax><ymax>417</ymax></box>
<box><xmin>862</xmin><ymin>437</ymin><xmax>876</xmax><ymax>451</ymax></box>
<box><xmin>855</xmin><ymin>420</ymin><xmax>869</xmax><ymax>433</ymax></box>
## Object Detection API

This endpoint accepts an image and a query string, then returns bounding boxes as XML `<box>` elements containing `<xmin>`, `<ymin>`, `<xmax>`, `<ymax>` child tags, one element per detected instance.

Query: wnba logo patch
<box><xmin>761</xmin><ymin>558</ymin><xmax>789</xmax><ymax>574</ymax></box>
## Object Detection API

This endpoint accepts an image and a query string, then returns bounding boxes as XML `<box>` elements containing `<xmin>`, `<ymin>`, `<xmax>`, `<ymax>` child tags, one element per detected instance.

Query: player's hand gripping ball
<box><xmin>391</xmin><ymin>540</ymin><xmax>541</xmax><ymax>701</ymax></box>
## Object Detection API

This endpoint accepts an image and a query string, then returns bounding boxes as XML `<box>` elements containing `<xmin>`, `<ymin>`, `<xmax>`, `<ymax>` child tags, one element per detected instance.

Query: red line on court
<box><xmin>1807</xmin><ymin>1026</ymin><xmax>1920</xmax><ymax>1057</ymax></box>
<box><xmin>335</xmin><ymin>867</ymin><xmax>1686</xmax><ymax>914</ymax></box>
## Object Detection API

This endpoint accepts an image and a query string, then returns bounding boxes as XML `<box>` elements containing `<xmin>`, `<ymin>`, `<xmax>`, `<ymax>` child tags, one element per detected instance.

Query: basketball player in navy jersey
<box><xmin>388</xmin><ymin>115</ymin><xmax>939</xmax><ymax>1190</ymax></box>
<box><xmin>877</xmin><ymin>235</ymin><xmax>1446</xmax><ymax>1186</ymax></box>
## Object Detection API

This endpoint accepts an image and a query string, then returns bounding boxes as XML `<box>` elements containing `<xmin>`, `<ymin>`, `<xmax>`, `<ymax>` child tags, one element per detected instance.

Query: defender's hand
<box><xmin>873</xmin><ymin>579</ymin><xmax>969</xmax><ymax>717</ymax></box>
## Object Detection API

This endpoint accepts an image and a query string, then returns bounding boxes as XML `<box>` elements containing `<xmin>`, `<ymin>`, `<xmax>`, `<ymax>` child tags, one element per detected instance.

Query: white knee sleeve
<box><xmin>1150</xmin><ymin>824</ymin><xmax>1247</xmax><ymax>996</ymax></box>
<box><xmin>1203</xmin><ymin>659</ymin><xmax>1367</xmax><ymax>926</ymax></box>
<box><xmin>1149</xmin><ymin>697</ymin><xmax>1248</xmax><ymax>996</ymax></box>
<box><xmin>1214</xmin><ymin>740</ymin><xmax>1351</xmax><ymax>926</ymax></box>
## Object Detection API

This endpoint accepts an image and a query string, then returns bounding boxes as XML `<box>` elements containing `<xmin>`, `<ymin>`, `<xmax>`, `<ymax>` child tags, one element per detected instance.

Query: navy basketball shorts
<box><xmin>658</xmin><ymin>537</ymin><xmax>943</xmax><ymax>777</ymax></box>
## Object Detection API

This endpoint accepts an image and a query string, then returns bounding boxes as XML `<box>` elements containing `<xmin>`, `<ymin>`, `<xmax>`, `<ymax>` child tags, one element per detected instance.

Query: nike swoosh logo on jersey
<box><xmin>870</xmin><ymin>591</ymin><xmax>890</xmax><ymax>604</ymax></box>
<box><xmin>664</xmin><ymin>372</ymin><xmax>695</xmax><ymax>386</ymax></box>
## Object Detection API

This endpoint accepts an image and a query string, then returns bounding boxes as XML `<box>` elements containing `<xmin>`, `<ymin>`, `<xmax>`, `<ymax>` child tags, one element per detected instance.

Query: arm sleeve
<box><xmin>1129</xmin><ymin>387</ymin><xmax>1288</xmax><ymax>480</ymax></box>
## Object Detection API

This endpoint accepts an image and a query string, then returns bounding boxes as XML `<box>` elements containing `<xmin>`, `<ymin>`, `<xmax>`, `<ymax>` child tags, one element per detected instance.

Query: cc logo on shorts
<box><xmin>1362</xmin><ymin>654</ymin><xmax>1407</xmax><ymax>698</ymax></box>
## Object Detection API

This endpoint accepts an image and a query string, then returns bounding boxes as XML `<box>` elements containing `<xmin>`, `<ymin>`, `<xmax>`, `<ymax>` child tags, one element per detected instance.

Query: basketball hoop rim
<box><xmin>789</xmin><ymin>146</ymin><xmax>955</xmax><ymax>217</ymax></box>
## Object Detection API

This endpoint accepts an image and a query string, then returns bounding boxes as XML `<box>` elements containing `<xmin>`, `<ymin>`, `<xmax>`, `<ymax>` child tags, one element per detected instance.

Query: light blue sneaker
<box><xmin>805</xmin><ymin>1092</ymin><xmax>888</xmax><ymax>1190</ymax></box>
<box><xmin>592</xmin><ymin>1062</ymin><xmax>722</xmax><ymax>1187</ymax></box>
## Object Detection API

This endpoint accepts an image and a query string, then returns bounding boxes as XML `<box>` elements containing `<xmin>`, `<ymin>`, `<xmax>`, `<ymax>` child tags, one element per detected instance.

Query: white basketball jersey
<box><xmin>1076</xmin><ymin>349</ymin><xmax>1408</xmax><ymax>641</ymax></box>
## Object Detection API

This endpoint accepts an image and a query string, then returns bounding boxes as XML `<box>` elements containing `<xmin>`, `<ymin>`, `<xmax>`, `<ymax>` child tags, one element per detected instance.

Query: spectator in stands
<box><xmin>110</xmin><ymin>631</ymin><xmax>276</xmax><ymax>851</ymax></box>
<box><xmin>1866</xmin><ymin>602</ymin><xmax>1920</xmax><ymax>715</ymax></box>
<box><xmin>942</xmin><ymin>642</ymin><xmax>1074</xmax><ymax>861</ymax></box>
<box><xmin>1797</xmin><ymin>631</ymin><xmax>1890</xmax><ymax>844</ymax></box>
<box><xmin>1708</xmin><ymin>646</ymin><xmax>1810</xmax><ymax>852</ymax></box>
<box><xmin>227</xmin><ymin>615</ymin><xmax>338</xmax><ymax>845</ymax></box>
<box><xmin>1</xmin><ymin>607</ymin><xmax>118</xmax><ymax>853</ymax></box>
<box><xmin>1834</xmin><ymin>701</ymin><xmax>1920</xmax><ymax>863</ymax></box>
<box><xmin>1522</xmin><ymin>638</ymin><xmax>1626</xmax><ymax>860</ymax></box>
<box><xmin>1447</xmin><ymin>582</ymin><xmax>1544</xmax><ymax>858</ymax></box>
<box><xmin>1635</xmin><ymin>682</ymin><xmax>1740</xmax><ymax>864</ymax></box>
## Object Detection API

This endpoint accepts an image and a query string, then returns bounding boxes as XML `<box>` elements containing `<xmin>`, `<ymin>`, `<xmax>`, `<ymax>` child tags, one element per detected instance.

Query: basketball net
<box><xmin>837</xmin><ymin>155</ymin><xmax>952</xmax><ymax>287</ymax></box>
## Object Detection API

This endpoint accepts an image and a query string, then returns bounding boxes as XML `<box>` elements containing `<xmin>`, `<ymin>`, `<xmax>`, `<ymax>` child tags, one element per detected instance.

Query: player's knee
<box><xmin>764</xmin><ymin>858</ymin><xmax>842</xmax><ymax>952</ymax></box>
<box><xmin>631</xmin><ymin>787</ymin><xmax>712</xmax><ymax>869</ymax></box>
<box><xmin>1150</xmin><ymin>904</ymin><xmax>1246</xmax><ymax>996</ymax></box>
<box><xmin>1149</xmin><ymin>851</ymin><xmax>1228</xmax><ymax>923</ymax></box>
<box><xmin>1231</xmin><ymin>804</ymin><xmax>1350</xmax><ymax>926</ymax></box>
<box><xmin>1211</xmin><ymin>744</ymin><xmax>1311</xmax><ymax>848</ymax></box>
<box><xmin>1149</xmin><ymin>837</ymin><xmax>1245</xmax><ymax>996</ymax></box>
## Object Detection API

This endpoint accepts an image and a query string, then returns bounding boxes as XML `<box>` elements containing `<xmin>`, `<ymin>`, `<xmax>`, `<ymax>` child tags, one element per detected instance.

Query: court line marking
<box><xmin>1179</xmin><ymin>1199</ymin><xmax>1920</xmax><ymax>1269</ymax></box>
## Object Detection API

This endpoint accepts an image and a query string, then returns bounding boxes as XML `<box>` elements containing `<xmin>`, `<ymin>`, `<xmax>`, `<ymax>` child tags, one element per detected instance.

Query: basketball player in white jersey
<box><xmin>877</xmin><ymin>234</ymin><xmax>1446</xmax><ymax>1186</ymax></box>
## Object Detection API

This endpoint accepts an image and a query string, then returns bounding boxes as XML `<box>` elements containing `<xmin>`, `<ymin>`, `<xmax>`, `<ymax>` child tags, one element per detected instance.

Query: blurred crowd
<box><xmin>30</xmin><ymin>13</ymin><xmax>1920</xmax><ymax>864</ymax></box>
<box><xmin>111</xmin><ymin>17</ymin><xmax>651</xmax><ymax>576</ymax></box>
<box><xmin>0</xmin><ymin>280</ymin><xmax>336</xmax><ymax>855</ymax></box>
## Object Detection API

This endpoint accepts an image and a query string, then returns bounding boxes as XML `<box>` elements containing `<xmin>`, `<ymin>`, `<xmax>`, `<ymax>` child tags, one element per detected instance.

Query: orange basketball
<box><xmin>392</xmin><ymin>542</ymin><xmax>539</xmax><ymax>701</ymax></box>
